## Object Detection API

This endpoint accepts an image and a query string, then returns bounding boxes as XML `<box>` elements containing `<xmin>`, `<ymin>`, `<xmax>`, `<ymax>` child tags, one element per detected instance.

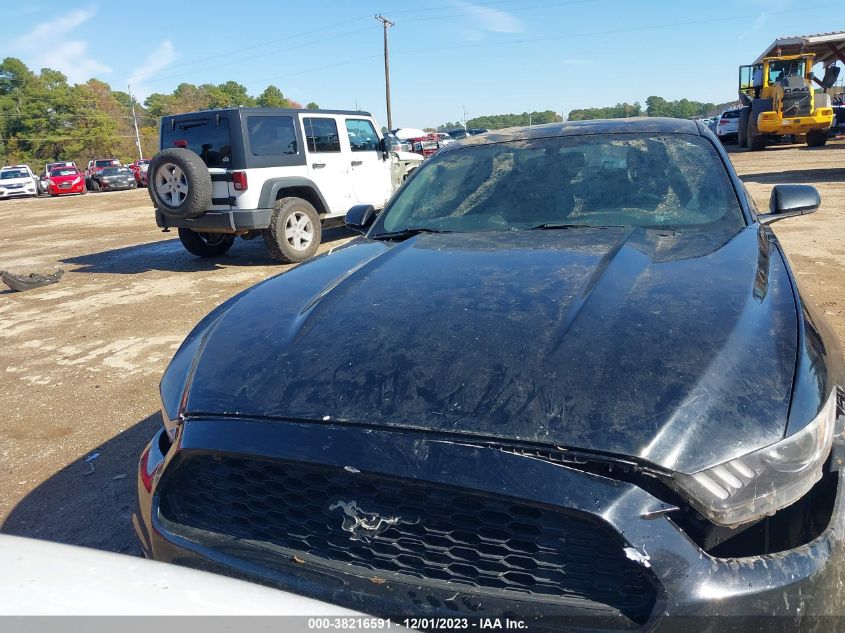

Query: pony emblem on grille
<box><xmin>329</xmin><ymin>500</ymin><xmax>415</xmax><ymax>541</ymax></box>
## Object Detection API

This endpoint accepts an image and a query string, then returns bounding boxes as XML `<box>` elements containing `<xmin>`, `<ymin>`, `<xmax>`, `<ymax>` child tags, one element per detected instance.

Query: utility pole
<box><xmin>375</xmin><ymin>14</ymin><xmax>395</xmax><ymax>130</ymax></box>
<box><xmin>462</xmin><ymin>105</ymin><xmax>469</xmax><ymax>129</ymax></box>
<box><xmin>128</xmin><ymin>84</ymin><xmax>143</xmax><ymax>160</ymax></box>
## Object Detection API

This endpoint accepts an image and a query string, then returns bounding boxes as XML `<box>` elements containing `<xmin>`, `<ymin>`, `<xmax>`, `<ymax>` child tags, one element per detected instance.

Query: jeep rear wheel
<box><xmin>264</xmin><ymin>197</ymin><xmax>321</xmax><ymax>263</ymax></box>
<box><xmin>148</xmin><ymin>148</ymin><xmax>212</xmax><ymax>219</ymax></box>
<box><xmin>178</xmin><ymin>228</ymin><xmax>235</xmax><ymax>257</ymax></box>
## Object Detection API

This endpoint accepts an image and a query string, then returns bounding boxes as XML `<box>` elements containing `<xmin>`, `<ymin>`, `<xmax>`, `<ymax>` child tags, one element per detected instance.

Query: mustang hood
<box><xmin>183</xmin><ymin>228</ymin><xmax>798</xmax><ymax>473</ymax></box>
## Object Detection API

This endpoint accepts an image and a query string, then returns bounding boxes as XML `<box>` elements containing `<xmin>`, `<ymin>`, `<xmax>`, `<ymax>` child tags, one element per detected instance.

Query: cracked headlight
<box><xmin>673</xmin><ymin>390</ymin><xmax>838</xmax><ymax>527</ymax></box>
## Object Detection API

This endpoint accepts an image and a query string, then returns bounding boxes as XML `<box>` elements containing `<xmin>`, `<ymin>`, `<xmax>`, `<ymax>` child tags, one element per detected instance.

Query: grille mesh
<box><xmin>160</xmin><ymin>455</ymin><xmax>656</xmax><ymax>619</ymax></box>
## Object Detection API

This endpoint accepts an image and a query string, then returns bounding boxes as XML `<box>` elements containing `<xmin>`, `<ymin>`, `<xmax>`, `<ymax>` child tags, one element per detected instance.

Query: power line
<box><xmin>401</xmin><ymin>0</ymin><xmax>593</xmax><ymax>22</ymax></box>
<box><xmin>393</xmin><ymin>3</ymin><xmax>841</xmax><ymax>57</ymax></box>
<box><xmin>7</xmin><ymin>135</ymin><xmax>143</xmax><ymax>141</ymax></box>
<box><xmin>133</xmin><ymin>15</ymin><xmax>370</xmax><ymax>78</ymax></box>
<box><xmin>389</xmin><ymin>0</ymin><xmax>556</xmax><ymax>15</ymax></box>
<box><xmin>259</xmin><ymin>0</ymin><xmax>839</xmax><ymax>85</ymax></box>
<box><xmin>0</xmin><ymin>112</ymin><xmax>137</xmax><ymax>119</ymax></box>
<box><xmin>129</xmin><ymin>23</ymin><xmax>376</xmax><ymax>90</ymax></box>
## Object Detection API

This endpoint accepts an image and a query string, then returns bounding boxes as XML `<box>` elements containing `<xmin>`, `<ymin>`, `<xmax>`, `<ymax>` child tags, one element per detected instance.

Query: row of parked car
<box><xmin>384</xmin><ymin>127</ymin><xmax>489</xmax><ymax>157</ymax></box>
<box><xmin>0</xmin><ymin>158</ymin><xmax>150</xmax><ymax>199</ymax></box>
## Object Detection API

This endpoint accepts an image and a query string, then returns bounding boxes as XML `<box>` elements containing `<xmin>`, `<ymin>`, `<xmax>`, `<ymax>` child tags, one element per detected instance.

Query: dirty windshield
<box><xmin>377</xmin><ymin>134</ymin><xmax>744</xmax><ymax>234</ymax></box>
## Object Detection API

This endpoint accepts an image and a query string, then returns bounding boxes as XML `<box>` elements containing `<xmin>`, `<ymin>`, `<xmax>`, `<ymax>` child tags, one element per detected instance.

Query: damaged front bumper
<box><xmin>134</xmin><ymin>419</ymin><xmax>845</xmax><ymax>630</ymax></box>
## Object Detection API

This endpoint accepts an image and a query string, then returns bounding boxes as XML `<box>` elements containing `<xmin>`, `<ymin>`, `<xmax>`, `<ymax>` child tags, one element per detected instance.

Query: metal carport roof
<box><xmin>755</xmin><ymin>31</ymin><xmax>845</xmax><ymax>65</ymax></box>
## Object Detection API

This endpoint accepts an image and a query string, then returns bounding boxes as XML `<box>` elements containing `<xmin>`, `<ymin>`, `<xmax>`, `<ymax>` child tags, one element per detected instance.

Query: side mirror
<box><xmin>379</xmin><ymin>137</ymin><xmax>389</xmax><ymax>160</ymax></box>
<box><xmin>345</xmin><ymin>204</ymin><xmax>376</xmax><ymax>233</ymax></box>
<box><xmin>758</xmin><ymin>185</ymin><xmax>820</xmax><ymax>224</ymax></box>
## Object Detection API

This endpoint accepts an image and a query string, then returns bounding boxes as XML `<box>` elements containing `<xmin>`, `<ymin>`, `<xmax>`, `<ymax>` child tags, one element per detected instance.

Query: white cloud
<box><xmin>45</xmin><ymin>41</ymin><xmax>112</xmax><ymax>82</ymax></box>
<box><xmin>10</xmin><ymin>7</ymin><xmax>112</xmax><ymax>84</ymax></box>
<box><xmin>739</xmin><ymin>11</ymin><xmax>768</xmax><ymax>41</ymax></box>
<box><xmin>455</xmin><ymin>1</ymin><xmax>524</xmax><ymax>34</ymax></box>
<box><xmin>127</xmin><ymin>41</ymin><xmax>179</xmax><ymax>96</ymax></box>
<box><xmin>10</xmin><ymin>8</ymin><xmax>94</xmax><ymax>49</ymax></box>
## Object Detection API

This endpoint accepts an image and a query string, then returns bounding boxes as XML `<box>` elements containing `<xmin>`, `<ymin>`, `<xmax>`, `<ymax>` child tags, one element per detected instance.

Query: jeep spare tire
<box><xmin>148</xmin><ymin>148</ymin><xmax>212</xmax><ymax>219</ymax></box>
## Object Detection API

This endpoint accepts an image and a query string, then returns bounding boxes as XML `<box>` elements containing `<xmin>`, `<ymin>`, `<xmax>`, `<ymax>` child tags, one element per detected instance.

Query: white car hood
<box><xmin>0</xmin><ymin>535</ymin><xmax>365</xmax><ymax>616</ymax></box>
<box><xmin>0</xmin><ymin>176</ymin><xmax>32</xmax><ymax>186</ymax></box>
<box><xmin>391</xmin><ymin>150</ymin><xmax>424</xmax><ymax>163</ymax></box>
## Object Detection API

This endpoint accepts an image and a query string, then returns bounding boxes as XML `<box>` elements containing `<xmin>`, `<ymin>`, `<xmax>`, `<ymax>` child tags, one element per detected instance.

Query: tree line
<box><xmin>1</xmin><ymin>55</ymin><xmax>738</xmax><ymax>169</ymax></box>
<box><xmin>437</xmin><ymin>110</ymin><xmax>563</xmax><ymax>131</ymax></box>
<box><xmin>0</xmin><ymin>57</ymin><xmax>318</xmax><ymax>169</ymax></box>
<box><xmin>439</xmin><ymin>97</ymin><xmax>738</xmax><ymax>131</ymax></box>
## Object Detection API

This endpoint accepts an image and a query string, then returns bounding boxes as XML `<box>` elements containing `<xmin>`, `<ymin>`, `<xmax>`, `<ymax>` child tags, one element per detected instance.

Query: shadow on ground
<box><xmin>1</xmin><ymin>412</ymin><xmax>162</xmax><ymax>555</ymax></box>
<box><xmin>62</xmin><ymin>227</ymin><xmax>357</xmax><ymax>274</ymax></box>
<box><xmin>739</xmin><ymin>168</ymin><xmax>845</xmax><ymax>184</ymax></box>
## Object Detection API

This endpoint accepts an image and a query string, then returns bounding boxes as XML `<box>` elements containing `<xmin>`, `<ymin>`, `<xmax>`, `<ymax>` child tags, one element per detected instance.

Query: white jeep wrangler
<box><xmin>148</xmin><ymin>108</ymin><xmax>423</xmax><ymax>262</ymax></box>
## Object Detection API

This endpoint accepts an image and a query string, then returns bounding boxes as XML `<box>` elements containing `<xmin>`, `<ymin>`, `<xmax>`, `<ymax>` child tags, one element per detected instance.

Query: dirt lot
<box><xmin>1</xmin><ymin>142</ymin><xmax>844</xmax><ymax>556</ymax></box>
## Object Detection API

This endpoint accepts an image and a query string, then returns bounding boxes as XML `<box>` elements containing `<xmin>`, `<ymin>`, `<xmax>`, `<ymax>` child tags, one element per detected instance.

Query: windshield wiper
<box><xmin>370</xmin><ymin>227</ymin><xmax>452</xmax><ymax>241</ymax></box>
<box><xmin>529</xmin><ymin>223</ymin><xmax>628</xmax><ymax>230</ymax></box>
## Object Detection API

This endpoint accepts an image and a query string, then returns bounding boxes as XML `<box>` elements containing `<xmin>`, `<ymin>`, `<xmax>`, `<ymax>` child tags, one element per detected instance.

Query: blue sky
<box><xmin>5</xmin><ymin>0</ymin><xmax>841</xmax><ymax>127</ymax></box>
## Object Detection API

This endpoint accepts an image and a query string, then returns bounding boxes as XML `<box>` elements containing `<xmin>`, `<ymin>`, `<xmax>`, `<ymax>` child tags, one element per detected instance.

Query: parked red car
<box><xmin>47</xmin><ymin>167</ymin><xmax>86</xmax><ymax>196</ymax></box>
<box><xmin>128</xmin><ymin>159</ymin><xmax>150</xmax><ymax>186</ymax></box>
<box><xmin>392</xmin><ymin>128</ymin><xmax>439</xmax><ymax>158</ymax></box>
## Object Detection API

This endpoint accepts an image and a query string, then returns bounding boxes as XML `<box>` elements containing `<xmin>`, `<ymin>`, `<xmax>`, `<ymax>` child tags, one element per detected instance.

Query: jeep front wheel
<box><xmin>264</xmin><ymin>197</ymin><xmax>322</xmax><ymax>263</ymax></box>
<box><xmin>178</xmin><ymin>228</ymin><xmax>235</xmax><ymax>257</ymax></box>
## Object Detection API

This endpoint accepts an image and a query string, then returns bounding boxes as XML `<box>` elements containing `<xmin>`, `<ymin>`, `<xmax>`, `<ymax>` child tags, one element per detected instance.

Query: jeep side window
<box><xmin>303</xmin><ymin>118</ymin><xmax>341</xmax><ymax>153</ymax></box>
<box><xmin>248</xmin><ymin>116</ymin><xmax>298</xmax><ymax>156</ymax></box>
<box><xmin>345</xmin><ymin>119</ymin><xmax>379</xmax><ymax>152</ymax></box>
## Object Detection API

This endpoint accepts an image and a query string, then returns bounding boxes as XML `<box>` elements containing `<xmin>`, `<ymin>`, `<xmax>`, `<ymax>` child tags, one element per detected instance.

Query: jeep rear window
<box><xmin>303</xmin><ymin>117</ymin><xmax>340</xmax><ymax>153</ymax></box>
<box><xmin>248</xmin><ymin>116</ymin><xmax>298</xmax><ymax>156</ymax></box>
<box><xmin>162</xmin><ymin>118</ymin><xmax>231</xmax><ymax>167</ymax></box>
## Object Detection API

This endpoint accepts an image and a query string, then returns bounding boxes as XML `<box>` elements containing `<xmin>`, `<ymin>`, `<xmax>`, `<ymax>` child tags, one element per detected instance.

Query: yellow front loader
<box><xmin>738</xmin><ymin>53</ymin><xmax>835</xmax><ymax>150</ymax></box>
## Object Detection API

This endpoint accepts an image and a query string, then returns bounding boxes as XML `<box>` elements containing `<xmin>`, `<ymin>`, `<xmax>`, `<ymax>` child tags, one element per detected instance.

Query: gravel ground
<box><xmin>0</xmin><ymin>189</ymin><xmax>355</xmax><ymax>554</ymax></box>
<box><xmin>0</xmin><ymin>141</ymin><xmax>843</xmax><ymax>555</ymax></box>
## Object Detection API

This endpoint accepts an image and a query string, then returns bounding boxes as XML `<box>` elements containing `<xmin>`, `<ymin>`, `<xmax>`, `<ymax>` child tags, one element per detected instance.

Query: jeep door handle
<box><xmin>351</xmin><ymin>160</ymin><xmax>363</xmax><ymax>167</ymax></box>
<box><xmin>312</xmin><ymin>163</ymin><xmax>326</xmax><ymax>169</ymax></box>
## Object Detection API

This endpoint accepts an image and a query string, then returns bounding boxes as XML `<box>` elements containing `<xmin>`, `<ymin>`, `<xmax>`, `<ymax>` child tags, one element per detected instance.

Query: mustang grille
<box><xmin>159</xmin><ymin>455</ymin><xmax>656</xmax><ymax>620</ymax></box>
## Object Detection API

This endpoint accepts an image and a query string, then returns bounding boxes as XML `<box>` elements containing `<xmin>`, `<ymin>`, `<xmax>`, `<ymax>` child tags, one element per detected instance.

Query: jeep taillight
<box><xmin>232</xmin><ymin>171</ymin><xmax>248</xmax><ymax>191</ymax></box>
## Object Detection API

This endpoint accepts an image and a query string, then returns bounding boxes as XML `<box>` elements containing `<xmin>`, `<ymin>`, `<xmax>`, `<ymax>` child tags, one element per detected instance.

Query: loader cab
<box><xmin>739</xmin><ymin>54</ymin><xmax>814</xmax><ymax>101</ymax></box>
<box><xmin>766</xmin><ymin>58</ymin><xmax>806</xmax><ymax>86</ymax></box>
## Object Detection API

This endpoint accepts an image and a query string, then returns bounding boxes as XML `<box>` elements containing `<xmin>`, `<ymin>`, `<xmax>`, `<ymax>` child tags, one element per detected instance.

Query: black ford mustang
<box><xmin>136</xmin><ymin>118</ymin><xmax>845</xmax><ymax>630</ymax></box>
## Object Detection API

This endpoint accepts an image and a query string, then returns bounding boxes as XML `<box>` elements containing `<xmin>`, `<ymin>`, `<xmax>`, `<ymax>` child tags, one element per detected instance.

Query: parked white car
<box><xmin>0</xmin><ymin>165</ymin><xmax>38</xmax><ymax>198</ymax></box>
<box><xmin>716</xmin><ymin>108</ymin><xmax>741</xmax><ymax>144</ymax></box>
